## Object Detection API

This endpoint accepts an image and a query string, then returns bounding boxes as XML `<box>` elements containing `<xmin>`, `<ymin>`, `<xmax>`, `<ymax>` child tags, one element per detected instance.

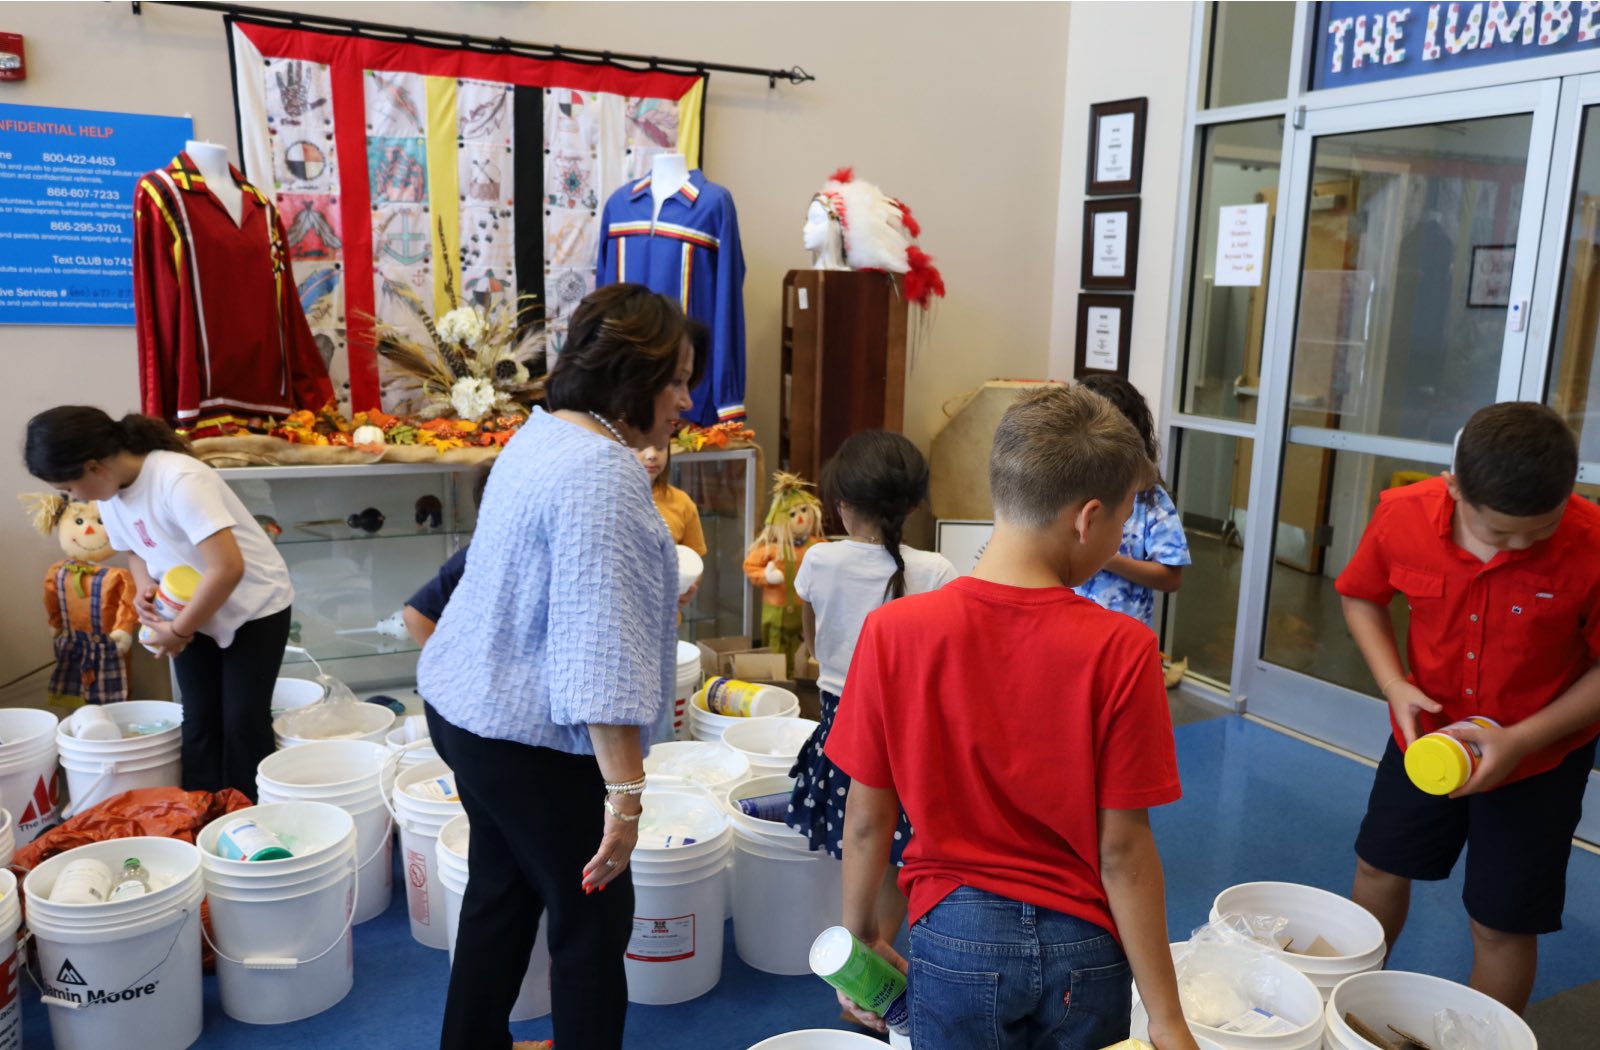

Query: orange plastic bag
<box><xmin>12</xmin><ymin>786</ymin><xmax>254</xmax><ymax>969</ymax></box>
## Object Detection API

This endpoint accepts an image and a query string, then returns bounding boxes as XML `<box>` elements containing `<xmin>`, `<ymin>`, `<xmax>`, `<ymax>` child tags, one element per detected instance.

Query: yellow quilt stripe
<box><xmin>675</xmin><ymin>77</ymin><xmax>705</xmax><ymax>167</ymax></box>
<box><xmin>426</xmin><ymin>75</ymin><xmax>461</xmax><ymax>313</ymax></box>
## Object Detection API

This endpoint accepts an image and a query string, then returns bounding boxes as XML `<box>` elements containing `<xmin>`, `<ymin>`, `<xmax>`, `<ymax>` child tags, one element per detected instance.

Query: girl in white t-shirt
<box><xmin>787</xmin><ymin>430</ymin><xmax>958</xmax><ymax>947</ymax></box>
<box><xmin>25</xmin><ymin>407</ymin><xmax>294</xmax><ymax>799</ymax></box>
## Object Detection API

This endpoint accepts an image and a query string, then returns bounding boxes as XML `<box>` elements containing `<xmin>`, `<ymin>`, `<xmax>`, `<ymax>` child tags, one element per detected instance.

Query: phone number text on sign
<box><xmin>0</xmin><ymin>102</ymin><xmax>191</xmax><ymax>326</ymax></box>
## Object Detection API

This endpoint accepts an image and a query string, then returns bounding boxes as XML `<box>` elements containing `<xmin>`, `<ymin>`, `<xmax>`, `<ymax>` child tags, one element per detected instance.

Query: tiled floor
<box><xmin>18</xmin><ymin>715</ymin><xmax>1598</xmax><ymax>1048</ymax></box>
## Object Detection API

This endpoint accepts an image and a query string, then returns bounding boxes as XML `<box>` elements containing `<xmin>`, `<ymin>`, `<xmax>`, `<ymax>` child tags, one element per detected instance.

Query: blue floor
<box><xmin>17</xmin><ymin>715</ymin><xmax>1600</xmax><ymax>1047</ymax></box>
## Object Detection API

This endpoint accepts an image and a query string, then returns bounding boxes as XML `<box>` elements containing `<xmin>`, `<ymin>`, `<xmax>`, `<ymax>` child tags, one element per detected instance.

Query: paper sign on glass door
<box><xmin>1214</xmin><ymin>203</ymin><xmax>1268</xmax><ymax>287</ymax></box>
<box><xmin>1085</xmin><ymin>307</ymin><xmax>1121</xmax><ymax>371</ymax></box>
<box><xmin>1092</xmin><ymin>212</ymin><xmax>1128</xmax><ymax>278</ymax></box>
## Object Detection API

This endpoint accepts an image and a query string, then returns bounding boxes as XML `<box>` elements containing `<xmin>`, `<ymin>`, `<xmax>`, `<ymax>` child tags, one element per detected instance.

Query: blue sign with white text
<box><xmin>1314</xmin><ymin>1</ymin><xmax>1600</xmax><ymax>91</ymax></box>
<box><xmin>0</xmin><ymin>103</ymin><xmax>192</xmax><ymax>326</ymax></box>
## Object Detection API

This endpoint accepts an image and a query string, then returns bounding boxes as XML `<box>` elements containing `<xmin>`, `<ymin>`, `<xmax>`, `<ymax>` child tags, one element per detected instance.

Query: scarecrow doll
<box><xmin>743</xmin><ymin>472</ymin><xmax>826</xmax><ymax>667</ymax></box>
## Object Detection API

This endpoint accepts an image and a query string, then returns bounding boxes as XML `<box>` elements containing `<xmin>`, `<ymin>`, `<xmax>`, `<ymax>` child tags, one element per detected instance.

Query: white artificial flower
<box><xmin>437</xmin><ymin>306</ymin><xmax>488</xmax><ymax>349</ymax></box>
<box><xmin>449</xmin><ymin>376</ymin><xmax>496</xmax><ymax>421</ymax></box>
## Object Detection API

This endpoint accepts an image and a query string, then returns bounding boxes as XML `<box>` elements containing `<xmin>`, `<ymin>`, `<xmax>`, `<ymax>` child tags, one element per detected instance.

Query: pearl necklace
<box><xmin>589</xmin><ymin>412</ymin><xmax>627</xmax><ymax>447</ymax></box>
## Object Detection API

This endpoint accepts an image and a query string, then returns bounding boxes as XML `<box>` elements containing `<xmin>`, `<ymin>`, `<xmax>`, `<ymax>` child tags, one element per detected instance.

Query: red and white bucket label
<box><xmin>17</xmin><ymin>774</ymin><xmax>60</xmax><ymax>840</ymax></box>
<box><xmin>405</xmin><ymin>847</ymin><xmax>431</xmax><ymax>926</ymax></box>
<box><xmin>626</xmin><ymin>914</ymin><xmax>695</xmax><ymax>963</ymax></box>
<box><xmin>0</xmin><ymin>947</ymin><xmax>18</xmax><ymax>1050</ymax></box>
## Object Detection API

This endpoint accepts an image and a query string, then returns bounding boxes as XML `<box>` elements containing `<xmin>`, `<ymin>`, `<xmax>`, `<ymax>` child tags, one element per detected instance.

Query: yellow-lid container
<box><xmin>160</xmin><ymin>565</ymin><xmax>202</xmax><ymax>603</ymax></box>
<box><xmin>1404</xmin><ymin>734</ymin><xmax>1472</xmax><ymax>795</ymax></box>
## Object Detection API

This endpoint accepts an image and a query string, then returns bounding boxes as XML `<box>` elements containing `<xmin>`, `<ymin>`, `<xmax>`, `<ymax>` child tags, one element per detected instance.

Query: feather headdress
<box><xmin>812</xmin><ymin>167</ymin><xmax>946</xmax><ymax>310</ymax></box>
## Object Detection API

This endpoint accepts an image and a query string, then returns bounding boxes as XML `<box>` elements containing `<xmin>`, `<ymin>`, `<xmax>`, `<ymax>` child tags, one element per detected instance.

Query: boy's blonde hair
<box><xmin>989</xmin><ymin>383</ymin><xmax>1158</xmax><ymax>529</ymax></box>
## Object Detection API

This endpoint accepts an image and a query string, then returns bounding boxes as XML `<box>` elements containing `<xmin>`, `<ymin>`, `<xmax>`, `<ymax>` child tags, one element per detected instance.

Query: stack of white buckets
<box><xmin>1117</xmin><ymin>880</ymin><xmax>1538</xmax><ymax>1050</ymax></box>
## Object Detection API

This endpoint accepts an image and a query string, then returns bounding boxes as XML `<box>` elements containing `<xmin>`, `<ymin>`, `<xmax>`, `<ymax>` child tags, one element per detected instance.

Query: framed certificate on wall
<box><xmin>1075</xmin><ymin>293</ymin><xmax>1132</xmax><ymax>378</ymax></box>
<box><xmin>1081</xmin><ymin>197</ymin><xmax>1140</xmax><ymax>292</ymax></box>
<box><xmin>1087</xmin><ymin>97</ymin><xmax>1147</xmax><ymax>196</ymax></box>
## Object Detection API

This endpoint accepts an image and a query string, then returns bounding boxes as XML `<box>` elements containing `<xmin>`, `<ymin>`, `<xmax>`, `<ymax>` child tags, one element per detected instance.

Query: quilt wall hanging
<box><xmin>229</xmin><ymin>18</ymin><xmax>706</xmax><ymax>413</ymax></box>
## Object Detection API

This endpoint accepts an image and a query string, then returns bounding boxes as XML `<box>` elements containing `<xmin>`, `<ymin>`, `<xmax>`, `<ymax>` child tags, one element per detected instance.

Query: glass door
<box><xmin>1241</xmin><ymin>81</ymin><xmax>1561</xmax><ymax>757</ymax></box>
<box><xmin>1532</xmin><ymin>72</ymin><xmax>1600</xmax><ymax>843</ymax></box>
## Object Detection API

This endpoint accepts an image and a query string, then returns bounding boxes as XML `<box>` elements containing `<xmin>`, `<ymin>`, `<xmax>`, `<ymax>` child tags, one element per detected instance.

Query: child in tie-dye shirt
<box><xmin>1072</xmin><ymin>375</ymin><xmax>1190</xmax><ymax>627</ymax></box>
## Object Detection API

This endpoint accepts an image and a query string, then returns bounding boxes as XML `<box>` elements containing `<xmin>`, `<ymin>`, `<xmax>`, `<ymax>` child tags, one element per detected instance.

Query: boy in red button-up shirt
<box><xmin>1337</xmin><ymin>402</ymin><xmax>1600</xmax><ymax>1012</ymax></box>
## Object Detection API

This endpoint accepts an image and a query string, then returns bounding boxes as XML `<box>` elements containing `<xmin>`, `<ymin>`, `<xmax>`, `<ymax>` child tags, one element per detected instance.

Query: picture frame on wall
<box><xmin>1086</xmin><ymin>97</ymin><xmax>1147</xmax><ymax>196</ymax></box>
<box><xmin>1081</xmin><ymin>197</ymin><xmax>1140</xmax><ymax>292</ymax></box>
<box><xmin>1075</xmin><ymin>293</ymin><xmax>1132</xmax><ymax>378</ymax></box>
<box><xmin>1467</xmin><ymin>245</ymin><xmax>1514</xmax><ymax>308</ymax></box>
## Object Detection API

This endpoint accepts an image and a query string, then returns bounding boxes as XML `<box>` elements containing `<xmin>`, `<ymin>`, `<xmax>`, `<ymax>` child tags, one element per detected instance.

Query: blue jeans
<box><xmin>908</xmin><ymin>887</ymin><xmax>1131</xmax><ymax>1050</ymax></box>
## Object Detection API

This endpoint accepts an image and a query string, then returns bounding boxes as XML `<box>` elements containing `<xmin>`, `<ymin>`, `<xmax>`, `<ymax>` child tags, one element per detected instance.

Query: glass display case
<box><xmin>209</xmin><ymin>447</ymin><xmax>757</xmax><ymax>692</ymax></box>
<box><xmin>670</xmin><ymin>448</ymin><xmax>758</xmax><ymax>643</ymax></box>
<box><xmin>218</xmin><ymin>462</ymin><xmax>482</xmax><ymax>691</ymax></box>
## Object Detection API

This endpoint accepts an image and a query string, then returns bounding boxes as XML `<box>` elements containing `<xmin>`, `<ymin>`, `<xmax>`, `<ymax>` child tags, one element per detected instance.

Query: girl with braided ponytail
<box><xmin>785</xmin><ymin>430</ymin><xmax>958</xmax><ymax>949</ymax></box>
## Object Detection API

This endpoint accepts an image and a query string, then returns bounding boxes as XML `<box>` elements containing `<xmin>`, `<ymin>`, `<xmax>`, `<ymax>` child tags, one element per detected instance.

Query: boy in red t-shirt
<box><xmin>826</xmin><ymin>385</ymin><xmax>1198</xmax><ymax>1050</ymax></box>
<box><xmin>1338</xmin><ymin>402</ymin><xmax>1600</xmax><ymax>1012</ymax></box>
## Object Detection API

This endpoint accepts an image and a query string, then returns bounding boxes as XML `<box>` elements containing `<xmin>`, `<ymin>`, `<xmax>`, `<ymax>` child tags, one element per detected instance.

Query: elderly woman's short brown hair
<box><xmin>545</xmin><ymin>284</ymin><xmax>706</xmax><ymax>432</ymax></box>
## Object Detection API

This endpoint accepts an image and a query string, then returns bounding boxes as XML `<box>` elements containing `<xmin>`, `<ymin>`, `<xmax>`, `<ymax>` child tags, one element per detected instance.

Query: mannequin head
<box><xmin>803</xmin><ymin>197</ymin><xmax>847</xmax><ymax>270</ymax></box>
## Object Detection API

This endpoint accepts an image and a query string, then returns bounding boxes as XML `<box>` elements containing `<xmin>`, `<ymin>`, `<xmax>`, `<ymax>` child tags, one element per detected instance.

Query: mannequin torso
<box><xmin>650</xmin><ymin>152</ymin><xmax>690</xmax><ymax>225</ymax></box>
<box><xmin>186</xmin><ymin>140</ymin><xmax>243</xmax><ymax>227</ymax></box>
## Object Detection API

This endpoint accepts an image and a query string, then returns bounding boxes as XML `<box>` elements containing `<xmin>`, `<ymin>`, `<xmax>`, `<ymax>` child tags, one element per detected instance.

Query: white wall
<box><xmin>1047</xmin><ymin>2</ymin><xmax>1196</xmax><ymax>426</ymax></box>
<box><xmin>0</xmin><ymin>1</ymin><xmax>1074</xmax><ymax>701</ymax></box>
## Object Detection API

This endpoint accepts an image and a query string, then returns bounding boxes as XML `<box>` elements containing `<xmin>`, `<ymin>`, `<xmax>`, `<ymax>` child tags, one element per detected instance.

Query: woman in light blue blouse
<box><xmin>1072</xmin><ymin>374</ymin><xmax>1191</xmax><ymax>628</ymax></box>
<box><xmin>418</xmin><ymin>284</ymin><xmax>700</xmax><ymax>1050</ymax></box>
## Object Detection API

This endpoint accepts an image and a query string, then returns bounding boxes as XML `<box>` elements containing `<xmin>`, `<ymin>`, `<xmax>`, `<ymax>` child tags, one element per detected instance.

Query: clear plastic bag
<box><xmin>1435</xmin><ymin>1007</ymin><xmax>1498</xmax><ymax>1050</ymax></box>
<box><xmin>1171</xmin><ymin>918</ymin><xmax>1294</xmax><ymax>1031</ymax></box>
<box><xmin>273</xmin><ymin>667</ymin><xmax>373</xmax><ymax>741</ymax></box>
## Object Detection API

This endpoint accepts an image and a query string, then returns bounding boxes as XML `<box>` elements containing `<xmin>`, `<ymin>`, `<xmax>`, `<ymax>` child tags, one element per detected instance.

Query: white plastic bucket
<box><xmin>626</xmin><ymin>784</ymin><xmax>733</xmax><ymax>1005</ymax></box>
<box><xmin>58</xmin><ymin>701</ymin><xmax>183</xmax><ymax>819</ymax></box>
<box><xmin>196</xmin><ymin>801</ymin><xmax>358</xmax><ymax>1024</ymax></box>
<box><xmin>748</xmin><ymin>1032</ymin><xmax>890</xmax><ymax>1049</ymax></box>
<box><xmin>0</xmin><ymin>870</ymin><xmax>20</xmax><ymax>1050</ymax></box>
<box><xmin>720</xmin><ymin>717</ymin><xmax>818</xmax><ymax>778</ymax></box>
<box><xmin>255</xmin><ymin>740</ymin><xmax>393</xmax><ymax>924</ymax></box>
<box><xmin>688</xmin><ymin>686</ymin><xmax>800</xmax><ymax>743</ymax></box>
<box><xmin>384</xmin><ymin>726</ymin><xmax>439</xmax><ymax>773</ymax></box>
<box><xmin>0</xmin><ymin>808</ymin><xmax>15</xmax><ymax>870</ymax></box>
<box><xmin>435</xmin><ymin>814</ymin><xmax>552</xmax><ymax>1021</ymax></box>
<box><xmin>645</xmin><ymin>740</ymin><xmax>752</xmax><ymax>792</ymax></box>
<box><xmin>0</xmin><ymin>707</ymin><xmax>61</xmax><ymax>845</ymax></box>
<box><xmin>274</xmin><ymin>703</ymin><xmax>395</xmax><ymax>750</ymax></box>
<box><xmin>269</xmin><ymin>677</ymin><xmax>324</xmax><ymax>719</ymax></box>
<box><xmin>722</xmin><ymin>775</ymin><xmax>841</xmax><ymax>975</ymax></box>
<box><xmin>1324</xmin><ymin>971</ymin><xmax>1536</xmax><ymax>1050</ymax></box>
<box><xmin>1131</xmin><ymin>942</ymin><xmax>1324</xmax><ymax>1050</ymax></box>
<box><xmin>390</xmin><ymin>758</ymin><xmax>464</xmax><ymax>949</ymax></box>
<box><xmin>1209</xmin><ymin>883</ymin><xmax>1386</xmax><ymax>1000</ymax></box>
<box><xmin>24</xmin><ymin>836</ymin><xmax>204</xmax><ymax>1050</ymax></box>
<box><xmin>672</xmin><ymin>641</ymin><xmax>702</xmax><ymax>741</ymax></box>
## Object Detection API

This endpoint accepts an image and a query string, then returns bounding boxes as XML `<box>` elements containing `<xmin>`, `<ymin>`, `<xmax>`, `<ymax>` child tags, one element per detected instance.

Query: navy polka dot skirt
<box><xmin>785</xmin><ymin>690</ymin><xmax>912</xmax><ymax>865</ymax></box>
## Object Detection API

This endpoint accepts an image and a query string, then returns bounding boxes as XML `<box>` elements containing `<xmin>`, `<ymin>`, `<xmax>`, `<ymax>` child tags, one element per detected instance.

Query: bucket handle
<box><xmin>380</xmin><ymin>738</ymin><xmax>440</xmax><ymax>834</ymax></box>
<box><xmin>59</xmin><ymin>759</ymin><xmax>126</xmax><ymax>821</ymax></box>
<box><xmin>23</xmin><ymin>904</ymin><xmax>198</xmax><ymax>1010</ymax></box>
<box><xmin>199</xmin><ymin>856</ymin><xmax>359</xmax><ymax>971</ymax></box>
<box><xmin>356</xmin><ymin>810</ymin><xmax>395</xmax><ymax>874</ymax></box>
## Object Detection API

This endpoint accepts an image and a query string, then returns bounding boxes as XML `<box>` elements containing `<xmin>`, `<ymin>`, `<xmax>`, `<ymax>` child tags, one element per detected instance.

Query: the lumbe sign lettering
<box><xmin>1315</xmin><ymin>2</ymin><xmax>1600</xmax><ymax>89</ymax></box>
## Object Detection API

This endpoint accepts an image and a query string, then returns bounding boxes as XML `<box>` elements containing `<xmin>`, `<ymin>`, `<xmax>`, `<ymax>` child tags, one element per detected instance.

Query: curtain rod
<box><xmin>130</xmin><ymin>0</ymin><xmax>816</xmax><ymax>88</ymax></box>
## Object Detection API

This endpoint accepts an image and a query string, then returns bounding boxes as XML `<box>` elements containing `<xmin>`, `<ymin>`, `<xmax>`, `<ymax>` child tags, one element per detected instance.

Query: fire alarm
<box><xmin>0</xmin><ymin>34</ymin><xmax>24</xmax><ymax>82</ymax></box>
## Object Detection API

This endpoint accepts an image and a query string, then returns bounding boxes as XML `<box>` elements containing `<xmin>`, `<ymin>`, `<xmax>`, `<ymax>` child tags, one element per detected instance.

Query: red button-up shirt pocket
<box><xmin>1502</xmin><ymin>570</ymin><xmax>1575</xmax><ymax>636</ymax></box>
<box><xmin>1388</xmin><ymin>563</ymin><xmax>1445</xmax><ymax>609</ymax></box>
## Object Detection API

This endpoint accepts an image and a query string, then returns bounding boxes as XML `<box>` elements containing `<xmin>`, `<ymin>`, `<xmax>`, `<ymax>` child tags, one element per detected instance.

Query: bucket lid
<box><xmin>636</xmin><ymin>786</ymin><xmax>728</xmax><ymax>850</ymax></box>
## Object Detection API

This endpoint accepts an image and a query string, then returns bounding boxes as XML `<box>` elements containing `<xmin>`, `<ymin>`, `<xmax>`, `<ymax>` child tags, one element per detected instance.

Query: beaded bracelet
<box><xmin>605</xmin><ymin>775</ymin><xmax>647</xmax><ymax>796</ymax></box>
<box><xmin>604</xmin><ymin>798</ymin><xmax>642</xmax><ymax>823</ymax></box>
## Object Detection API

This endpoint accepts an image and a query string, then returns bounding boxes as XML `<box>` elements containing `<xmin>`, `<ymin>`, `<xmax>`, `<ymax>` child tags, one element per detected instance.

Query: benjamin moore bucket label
<box><xmin>627</xmin><ymin>915</ymin><xmax>696</xmax><ymax>963</ymax></box>
<box><xmin>40</xmin><ymin>952</ymin><xmax>161</xmax><ymax>1007</ymax></box>
<box><xmin>17</xmin><ymin>774</ymin><xmax>60</xmax><ymax>839</ymax></box>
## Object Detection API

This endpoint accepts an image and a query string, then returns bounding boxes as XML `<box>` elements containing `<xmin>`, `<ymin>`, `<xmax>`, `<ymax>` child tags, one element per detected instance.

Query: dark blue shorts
<box><xmin>1355</xmin><ymin>735</ymin><xmax>1596</xmax><ymax>935</ymax></box>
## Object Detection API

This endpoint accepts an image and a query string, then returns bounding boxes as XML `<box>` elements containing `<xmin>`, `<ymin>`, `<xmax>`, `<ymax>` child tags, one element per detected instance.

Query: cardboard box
<box><xmin>730</xmin><ymin>651</ymin><xmax>789</xmax><ymax>683</ymax></box>
<box><xmin>697</xmin><ymin>636</ymin><xmax>769</xmax><ymax>679</ymax></box>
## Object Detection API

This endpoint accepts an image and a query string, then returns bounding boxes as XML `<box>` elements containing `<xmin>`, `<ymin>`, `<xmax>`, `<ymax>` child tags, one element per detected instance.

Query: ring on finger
<box><xmin>604</xmin><ymin>858</ymin><xmax>617</xmax><ymax>868</ymax></box>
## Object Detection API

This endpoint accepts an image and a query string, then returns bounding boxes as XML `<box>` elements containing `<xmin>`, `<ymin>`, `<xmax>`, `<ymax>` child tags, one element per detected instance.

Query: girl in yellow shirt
<box><xmin>637</xmin><ymin>444</ymin><xmax>706</xmax><ymax>556</ymax></box>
